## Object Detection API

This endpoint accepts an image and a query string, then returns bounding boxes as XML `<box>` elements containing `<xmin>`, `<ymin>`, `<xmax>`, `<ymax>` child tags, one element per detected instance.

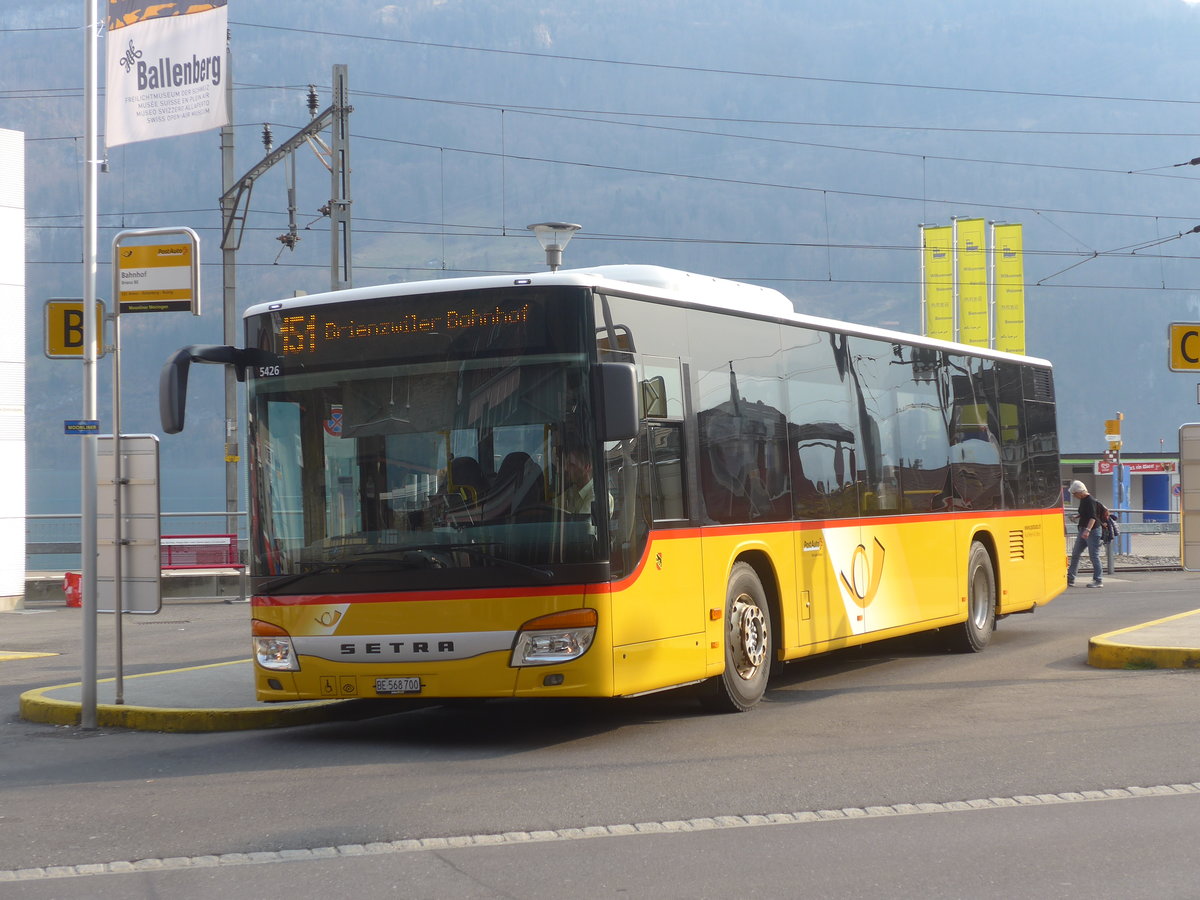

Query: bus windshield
<box><xmin>245</xmin><ymin>289</ymin><xmax>606</xmax><ymax>593</ymax></box>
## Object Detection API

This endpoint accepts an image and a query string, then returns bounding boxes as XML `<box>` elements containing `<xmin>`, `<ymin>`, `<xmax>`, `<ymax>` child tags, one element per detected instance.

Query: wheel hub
<box><xmin>730</xmin><ymin>594</ymin><xmax>767</xmax><ymax>678</ymax></box>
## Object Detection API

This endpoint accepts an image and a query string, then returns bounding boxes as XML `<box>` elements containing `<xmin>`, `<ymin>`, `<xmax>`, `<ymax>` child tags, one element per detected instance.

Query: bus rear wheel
<box><xmin>945</xmin><ymin>542</ymin><xmax>996</xmax><ymax>653</ymax></box>
<box><xmin>702</xmin><ymin>562</ymin><xmax>772</xmax><ymax>712</ymax></box>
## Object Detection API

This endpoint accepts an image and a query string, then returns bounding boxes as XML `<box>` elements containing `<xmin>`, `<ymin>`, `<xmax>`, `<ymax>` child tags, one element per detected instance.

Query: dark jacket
<box><xmin>1076</xmin><ymin>494</ymin><xmax>1098</xmax><ymax>533</ymax></box>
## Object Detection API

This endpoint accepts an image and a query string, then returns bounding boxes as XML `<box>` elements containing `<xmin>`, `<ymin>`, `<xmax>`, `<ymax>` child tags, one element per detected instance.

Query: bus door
<box><xmin>608</xmin><ymin>414</ymin><xmax>706</xmax><ymax>693</ymax></box>
<box><xmin>859</xmin><ymin>385</ymin><xmax>959</xmax><ymax>634</ymax></box>
<box><xmin>790</xmin><ymin>422</ymin><xmax>861</xmax><ymax>647</ymax></box>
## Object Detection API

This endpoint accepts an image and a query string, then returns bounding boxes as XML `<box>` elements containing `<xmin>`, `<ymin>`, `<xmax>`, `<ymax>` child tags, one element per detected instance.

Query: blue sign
<box><xmin>64</xmin><ymin>420</ymin><xmax>100</xmax><ymax>435</ymax></box>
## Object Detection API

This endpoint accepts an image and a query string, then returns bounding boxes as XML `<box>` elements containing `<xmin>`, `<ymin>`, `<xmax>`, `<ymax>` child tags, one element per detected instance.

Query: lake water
<box><xmin>26</xmin><ymin>464</ymin><xmax>243</xmax><ymax>571</ymax></box>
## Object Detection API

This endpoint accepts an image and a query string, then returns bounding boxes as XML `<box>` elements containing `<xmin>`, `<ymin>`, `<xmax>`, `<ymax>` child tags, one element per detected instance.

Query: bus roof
<box><xmin>244</xmin><ymin>265</ymin><xmax>1050</xmax><ymax>369</ymax></box>
<box><xmin>244</xmin><ymin>265</ymin><xmax>792</xmax><ymax>318</ymax></box>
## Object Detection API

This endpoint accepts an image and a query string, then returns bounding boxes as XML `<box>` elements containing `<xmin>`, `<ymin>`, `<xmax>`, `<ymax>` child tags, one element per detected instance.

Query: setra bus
<box><xmin>160</xmin><ymin>265</ymin><xmax>1064</xmax><ymax>711</ymax></box>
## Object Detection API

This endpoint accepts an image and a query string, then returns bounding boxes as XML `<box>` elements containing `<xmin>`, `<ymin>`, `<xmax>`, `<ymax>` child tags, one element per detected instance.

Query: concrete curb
<box><xmin>1088</xmin><ymin>609</ymin><xmax>1200</xmax><ymax>670</ymax></box>
<box><xmin>18</xmin><ymin>660</ymin><xmax>352</xmax><ymax>732</ymax></box>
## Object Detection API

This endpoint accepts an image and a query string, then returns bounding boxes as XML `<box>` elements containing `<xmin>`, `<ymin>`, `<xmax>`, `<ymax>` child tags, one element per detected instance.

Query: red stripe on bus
<box><xmin>254</xmin><ymin>507</ymin><xmax>1061</xmax><ymax>606</ymax></box>
<box><xmin>254</xmin><ymin>583</ymin><xmax>591</xmax><ymax>607</ymax></box>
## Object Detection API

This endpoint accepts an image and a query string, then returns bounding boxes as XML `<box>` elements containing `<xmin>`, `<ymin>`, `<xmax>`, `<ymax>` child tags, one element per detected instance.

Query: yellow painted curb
<box><xmin>1088</xmin><ymin>609</ymin><xmax>1200</xmax><ymax>670</ymax></box>
<box><xmin>0</xmin><ymin>650</ymin><xmax>59</xmax><ymax>661</ymax></box>
<box><xmin>19</xmin><ymin>660</ymin><xmax>350</xmax><ymax>732</ymax></box>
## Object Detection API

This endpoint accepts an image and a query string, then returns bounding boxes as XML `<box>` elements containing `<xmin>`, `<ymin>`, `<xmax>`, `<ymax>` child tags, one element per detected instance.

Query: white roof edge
<box><xmin>244</xmin><ymin>265</ymin><xmax>794</xmax><ymax>319</ymax></box>
<box><xmin>570</xmin><ymin>264</ymin><xmax>795</xmax><ymax>316</ymax></box>
<box><xmin>242</xmin><ymin>266</ymin><xmax>1049</xmax><ymax>367</ymax></box>
<box><xmin>780</xmin><ymin>307</ymin><xmax>1052</xmax><ymax>368</ymax></box>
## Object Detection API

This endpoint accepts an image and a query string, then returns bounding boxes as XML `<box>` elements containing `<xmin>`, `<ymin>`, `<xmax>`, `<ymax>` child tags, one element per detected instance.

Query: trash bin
<box><xmin>63</xmin><ymin>572</ymin><xmax>82</xmax><ymax>608</ymax></box>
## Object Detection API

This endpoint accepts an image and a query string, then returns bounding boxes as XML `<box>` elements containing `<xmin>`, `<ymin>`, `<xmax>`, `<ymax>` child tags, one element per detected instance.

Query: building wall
<box><xmin>0</xmin><ymin>129</ymin><xmax>26</xmax><ymax>604</ymax></box>
<box><xmin>1060</xmin><ymin>457</ymin><xmax>1178</xmax><ymax>517</ymax></box>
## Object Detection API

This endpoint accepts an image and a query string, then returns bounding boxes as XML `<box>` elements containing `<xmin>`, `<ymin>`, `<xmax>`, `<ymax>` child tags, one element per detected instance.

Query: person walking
<box><xmin>1066</xmin><ymin>480</ymin><xmax>1103</xmax><ymax>588</ymax></box>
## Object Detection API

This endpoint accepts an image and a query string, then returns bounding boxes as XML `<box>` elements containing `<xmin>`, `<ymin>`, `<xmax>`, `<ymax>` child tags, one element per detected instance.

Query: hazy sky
<box><xmin>7</xmin><ymin>0</ymin><xmax>1200</xmax><ymax>483</ymax></box>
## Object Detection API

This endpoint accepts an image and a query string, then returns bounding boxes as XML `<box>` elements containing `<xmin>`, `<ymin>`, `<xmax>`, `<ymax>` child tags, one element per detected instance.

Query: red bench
<box><xmin>160</xmin><ymin>535</ymin><xmax>247</xmax><ymax>603</ymax></box>
<box><xmin>160</xmin><ymin>534</ymin><xmax>240</xmax><ymax>569</ymax></box>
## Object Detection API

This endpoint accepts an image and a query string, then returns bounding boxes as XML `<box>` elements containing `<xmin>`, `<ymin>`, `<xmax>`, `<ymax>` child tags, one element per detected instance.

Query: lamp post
<box><xmin>527</xmin><ymin>222</ymin><xmax>581</xmax><ymax>271</ymax></box>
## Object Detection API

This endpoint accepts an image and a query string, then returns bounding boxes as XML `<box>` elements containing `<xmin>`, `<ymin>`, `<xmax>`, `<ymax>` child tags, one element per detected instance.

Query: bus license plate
<box><xmin>376</xmin><ymin>677</ymin><xmax>422</xmax><ymax>695</ymax></box>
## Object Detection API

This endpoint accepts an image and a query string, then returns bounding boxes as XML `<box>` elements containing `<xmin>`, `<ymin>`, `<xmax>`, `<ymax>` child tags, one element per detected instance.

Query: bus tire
<box><xmin>702</xmin><ymin>562</ymin><xmax>772</xmax><ymax>712</ymax></box>
<box><xmin>946</xmin><ymin>542</ymin><xmax>996</xmax><ymax>653</ymax></box>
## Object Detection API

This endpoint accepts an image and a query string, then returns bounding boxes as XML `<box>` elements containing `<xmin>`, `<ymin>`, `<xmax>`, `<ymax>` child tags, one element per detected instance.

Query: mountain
<box><xmin>7</xmin><ymin>0</ymin><xmax>1200</xmax><ymax>514</ymax></box>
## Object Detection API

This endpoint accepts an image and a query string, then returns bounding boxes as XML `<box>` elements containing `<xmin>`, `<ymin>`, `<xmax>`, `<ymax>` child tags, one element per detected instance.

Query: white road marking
<box><xmin>3</xmin><ymin>782</ymin><xmax>1198</xmax><ymax>882</ymax></box>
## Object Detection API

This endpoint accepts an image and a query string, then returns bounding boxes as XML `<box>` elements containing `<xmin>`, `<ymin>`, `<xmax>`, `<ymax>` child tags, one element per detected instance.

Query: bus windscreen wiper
<box><xmin>256</xmin><ymin>552</ymin><xmax>449</xmax><ymax>593</ymax></box>
<box><xmin>362</xmin><ymin>543</ymin><xmax>555</xmax><ymax>581</ymax></box>
<box><xmin>257</xmin><ymin>543</ymin><xmax>553</xmax><ymax>593</ymax></box>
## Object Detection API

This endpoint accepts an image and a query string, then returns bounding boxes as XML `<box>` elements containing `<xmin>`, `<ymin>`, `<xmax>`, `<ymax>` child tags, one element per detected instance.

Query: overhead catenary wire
<box><xmin>11</xmin><ymin>16</ymin><xmax>1200</xmax><ymax>110</ymax></box>
<box><xmin>10</xmin><ymin>17</ymin><xmax>1200</xmax><ymax>289</ymax></box>
<box><xmin>229</xmin><ymin>21</ymin><xmax>1200</xmax><ymax>108</ymax></box>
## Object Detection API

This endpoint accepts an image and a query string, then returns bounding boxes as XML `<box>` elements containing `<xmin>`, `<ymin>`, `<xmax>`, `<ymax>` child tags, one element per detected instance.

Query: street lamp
<box><xmin>527</xmin><ymin>222</ymin><xmax>581</xmax><ymax>271</ymax></box>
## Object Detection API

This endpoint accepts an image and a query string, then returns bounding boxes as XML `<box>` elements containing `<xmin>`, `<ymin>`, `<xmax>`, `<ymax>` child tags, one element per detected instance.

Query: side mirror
<box><xmin>596</xmin><ymin>362</ymin><xmax>638</xmax><ymax>442</ymax></box>
<box><xmin>159</xmin><ymin>345</ymin><xmax>276</xmax><ymax>434</ymax></box>
<box><xmin>159</xmin><ymin>346</ymin><xmax>198</xmax><ymax>435</ymax></box>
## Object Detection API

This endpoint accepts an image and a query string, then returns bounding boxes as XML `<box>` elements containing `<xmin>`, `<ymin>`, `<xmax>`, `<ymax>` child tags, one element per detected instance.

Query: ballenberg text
<box><xmin>135</xmin><ymin>53</ymin><xmax>222</xmax><ymax>91</ymax></box>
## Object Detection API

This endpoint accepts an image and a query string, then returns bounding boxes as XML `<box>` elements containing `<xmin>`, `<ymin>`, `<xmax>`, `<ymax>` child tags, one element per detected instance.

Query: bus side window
<box><xmin>646</xmin><ymin>424</ymin><xmax>686</xmax><ymax>522</ymax></box>
<box><xmin>641</xmin><ymin>356</ymin><xmax>684</xmax><ymax>419</ymax></box>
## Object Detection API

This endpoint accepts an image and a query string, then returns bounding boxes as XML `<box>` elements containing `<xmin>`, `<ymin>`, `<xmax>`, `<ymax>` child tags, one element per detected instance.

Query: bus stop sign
<box><xmin>44</xmin><ymin>299</ymin><xmax>106</xmax><ymax>359</ymax></box>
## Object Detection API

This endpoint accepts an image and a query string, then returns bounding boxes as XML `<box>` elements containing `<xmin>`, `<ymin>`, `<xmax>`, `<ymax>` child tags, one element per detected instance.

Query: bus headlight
<box><xmin>253</xmin><ymin>620</ymin><xmax>300</xmax><ymax>671</ymax></box>
<box><xmin>510</xmin><ymin>609</ymin><xmax>597</xmax><ymax>667</ymax></box>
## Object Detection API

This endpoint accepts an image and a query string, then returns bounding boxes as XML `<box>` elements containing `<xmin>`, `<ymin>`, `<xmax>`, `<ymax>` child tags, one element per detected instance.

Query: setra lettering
<box><xmin>337</xmin><ymin>639</ymin><xmax>456</xmax><ymax>656</ymax></box>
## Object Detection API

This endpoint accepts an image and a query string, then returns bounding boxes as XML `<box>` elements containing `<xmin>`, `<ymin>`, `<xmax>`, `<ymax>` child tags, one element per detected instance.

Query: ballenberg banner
<box><xmin>992</xmin><ymin>223</ymin><xmax>1026</xmax><ymax>355</ymax></box>
<box><xmin>921</xmin><ymin>225</ymin><xmax>953</xmax><ymax>343</ymax></box>
<box><xmin>105</xmin><ymin>1</ymin><xmax>229</xmax><ymax>148</ymax></box>
<box><xmin>954</xmin><ymin>218</ymin><xmax>988</xmax><ymax>348</ymax></box>
<box><xmin>919</xmin><ymin>221</ymin><xmax>1025</xmax><ymax>353</ymax></box>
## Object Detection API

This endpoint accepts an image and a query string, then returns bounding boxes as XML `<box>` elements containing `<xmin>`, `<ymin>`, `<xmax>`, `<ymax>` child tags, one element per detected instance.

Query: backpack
<box><xmin>1093</xmin><ymin>499</ymin><xmax>1120</xmax><ymax>544</ymax></box>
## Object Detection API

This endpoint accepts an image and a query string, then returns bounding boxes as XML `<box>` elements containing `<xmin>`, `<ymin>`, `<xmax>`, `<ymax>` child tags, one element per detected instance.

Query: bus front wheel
<box><xmin>945</xmin><ymin>542</ymin><xmax>996</xmax><ymax>653</ymax></box>
<box><xmin>702</xmin><ymin>562</ymin><xmax>772</xmax><ymax>712</ymax></box>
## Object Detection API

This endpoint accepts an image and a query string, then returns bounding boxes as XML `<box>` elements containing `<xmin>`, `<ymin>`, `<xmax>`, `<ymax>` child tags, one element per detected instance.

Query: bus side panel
<box><xmin>870</xmin><ymin>518</ymin><xmax>959</xmax><ymax>633</ymax></box>
<box><xmin>991</xmin><ymin>509</ymin><xmax>1065</xmax><ymax>615</ymax></box>
<box><xmin>792</xmin><ymin>522</ymin><xmax>854</xmax><ymax>652</ymax></box>
<box><xmin>610</xmin><ymin>531</ymin><xmax>707</xmax><ymax>647</ymax></box>
<box><xmin>610</xmin><ymin>634</ymin><xmax>711</xmax><ymax>697</ymax></box>
<box><xmin>609</xmin><ymin>530</ymin><xmax>708</xmax><ymax>697</ymax></box>
<box><xmin>810</xmin><ymin>518</ymin><xmax>960</xmax><ymax>639</ymax></box>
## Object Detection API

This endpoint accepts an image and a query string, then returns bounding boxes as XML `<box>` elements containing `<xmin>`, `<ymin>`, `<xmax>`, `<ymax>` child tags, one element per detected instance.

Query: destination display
<box><xmin>278</xmin><ymin>303</ymin><xmax>532</xmax><ymax>356</ymax></box>
<box><xmin>248</xmin><ymin>287</ymin><xmax>590</xmax><ymax>371</ymax></box>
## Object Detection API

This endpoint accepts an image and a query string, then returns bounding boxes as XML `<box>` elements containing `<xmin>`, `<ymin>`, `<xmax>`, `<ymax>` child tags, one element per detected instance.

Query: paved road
<box><xmin>3</xmin><ymin>571</ymin><xmax>1199</xmax><ymax>896</ymax></box>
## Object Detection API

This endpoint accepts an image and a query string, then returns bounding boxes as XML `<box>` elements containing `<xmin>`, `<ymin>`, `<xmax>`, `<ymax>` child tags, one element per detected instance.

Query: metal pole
<box><xmin>988</xmin><ymin>221</ymin><xmax>997</xmax><ymax>350</ymax></box>
<box><xmin>80</xmin><ymin>0</ymin><xmax>100</xmax><ymax>729</ymax></box>
<box><xmin>329</xmin><ymin>64</ymin><xmax>352</xmax><ymax>291</ymax></box>
<box><xmin>951</xmin><ymin>217</ymin><xmax>960</xmax><ymax>343</ymax></box>
<box><xmin>918</xmin><ymin>225</ymin><xmax>927</xmax><ymax>337</ymax></box>
<box><xmin>221</xmin><ymin>35</ymin><xmax>239</xmax><ymax>537</ymax></box>
<box><xmin>111</xmin><ymin>311</ymin><xmax>124</xmax><ymax>704</ymax></box>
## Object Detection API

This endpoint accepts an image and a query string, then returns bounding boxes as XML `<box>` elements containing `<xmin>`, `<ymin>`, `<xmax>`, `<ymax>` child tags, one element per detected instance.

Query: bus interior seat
<box><xmin>448</xmin><ymin>455</ymin><xmax>487</xmax><ymax>503</ymax></box>
<box><xmin>492</xmin><ymin>451</ymin><xmax>546</xmax><ymax>518</ymax></box>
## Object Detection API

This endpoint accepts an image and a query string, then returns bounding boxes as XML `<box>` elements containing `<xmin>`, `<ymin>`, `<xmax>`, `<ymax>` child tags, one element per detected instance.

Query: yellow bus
<box><xmin>161</xmin><ymin>265</ymin><xmax>1064</xmax><ymax>712</ymax></box>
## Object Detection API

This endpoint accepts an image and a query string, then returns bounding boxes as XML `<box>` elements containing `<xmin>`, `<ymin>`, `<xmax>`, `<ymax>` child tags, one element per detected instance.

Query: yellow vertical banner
<box><xmin>922</xmin><ymin>226</ymin><xmax>953</xmax><ymax>341</ymax></box>
<box><xmin>956</xmin><ymin>218</ymin><xmax>988</xmax><ymax>347</ymax></box>
<box><xmin>993</xmin><ymin>223</ymin><xmax>1026</xmax><ymax>354</ymax></box>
